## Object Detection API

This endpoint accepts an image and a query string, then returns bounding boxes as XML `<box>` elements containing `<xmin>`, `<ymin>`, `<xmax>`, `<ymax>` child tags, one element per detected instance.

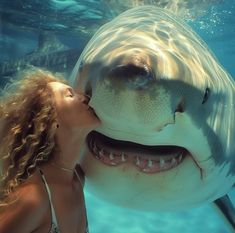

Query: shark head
<box><xmin>70</xmin><ymin>6</ymin><xmax>235</xmax><ymax>211</ymax></box>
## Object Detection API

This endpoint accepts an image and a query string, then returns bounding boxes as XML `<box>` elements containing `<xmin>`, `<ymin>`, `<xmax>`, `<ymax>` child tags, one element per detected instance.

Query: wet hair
<box><xmin>0</xmin><ymin>68</ymin><xmax>67</xmax><ymax>205</ymax></box>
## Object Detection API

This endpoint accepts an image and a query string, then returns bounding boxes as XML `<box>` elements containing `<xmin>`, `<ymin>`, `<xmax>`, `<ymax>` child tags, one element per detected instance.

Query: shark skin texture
<box><xmin>70</xmin><ymin>5</ymin><xmax>235</xmax><ymax>232</ymax></box>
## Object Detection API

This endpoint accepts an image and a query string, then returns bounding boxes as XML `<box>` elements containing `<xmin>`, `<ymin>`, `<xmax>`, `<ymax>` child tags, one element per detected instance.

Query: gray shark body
<box><xmin>70</xmin><ymin>5</ymin><xmax>235</xmax><ymax>230</ymax></box>
<box><xmin>0</xmin><ymin>33</ymin><xmax>82</xmax><ymax>83</ymax></box>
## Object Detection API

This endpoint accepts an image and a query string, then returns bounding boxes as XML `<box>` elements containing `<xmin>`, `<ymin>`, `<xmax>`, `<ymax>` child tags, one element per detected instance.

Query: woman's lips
<box><xmin>88</xmin><ymin>106</ymin><xmax>99</xmax><ymax>118</ymax></box>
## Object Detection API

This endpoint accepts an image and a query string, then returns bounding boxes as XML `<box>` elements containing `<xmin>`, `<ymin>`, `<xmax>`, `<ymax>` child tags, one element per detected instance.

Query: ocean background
<box><xmin>0</xmin><ymin>1</ymin><xmax>235</xmax><ymax>232</ymax></box>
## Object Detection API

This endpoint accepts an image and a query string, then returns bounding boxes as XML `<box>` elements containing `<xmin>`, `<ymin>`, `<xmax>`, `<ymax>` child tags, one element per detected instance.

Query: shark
<box><xmin>70</xmin><ymin>5</ymin><xmax>235</xmax><ymax>232</ymax></box>
<box><xmin>0</xmin><ymin>33</ymin><xmax>82</xmax><ymax>85</ymax></box>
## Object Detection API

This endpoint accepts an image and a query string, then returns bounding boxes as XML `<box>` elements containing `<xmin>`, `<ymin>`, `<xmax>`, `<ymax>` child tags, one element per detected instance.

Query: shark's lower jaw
<box><xmin>86</xmin><ymin>131</ymin><xmax>188</xmax><ymax>174</ymax></box>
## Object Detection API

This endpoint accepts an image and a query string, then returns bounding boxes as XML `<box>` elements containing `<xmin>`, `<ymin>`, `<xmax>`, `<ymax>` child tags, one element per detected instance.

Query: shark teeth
<box><xmin>121</xmin><ymin>153</ymin><xmax>126</xmax><ymax>162</ymax></box>
<box><xmin>88</xmin><ymin>138</ymin><xmax>186</xmax><ymax>173</ymax></box>
<box><xmin>135</xmin><ymin>154</ymin><xmax>183</xmax><ymax>173</ymax></box>
<box><xmin>91</xmin><ymin>139</ymin><xmax>127</xmax><ymax>166</ymax></box>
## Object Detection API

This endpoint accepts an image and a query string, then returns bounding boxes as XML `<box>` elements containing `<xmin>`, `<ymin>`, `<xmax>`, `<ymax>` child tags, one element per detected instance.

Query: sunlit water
<box><xmin>0</xmin><ymin>1</ymin><xmax>235</xmax><ymax>232</ymax></box>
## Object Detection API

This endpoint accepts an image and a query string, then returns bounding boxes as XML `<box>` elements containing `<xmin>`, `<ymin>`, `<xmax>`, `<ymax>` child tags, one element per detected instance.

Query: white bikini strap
<box><xmin>39</xmin><ymin>169</ymin><xmax>59</xmax><ymax>227</ymax></box>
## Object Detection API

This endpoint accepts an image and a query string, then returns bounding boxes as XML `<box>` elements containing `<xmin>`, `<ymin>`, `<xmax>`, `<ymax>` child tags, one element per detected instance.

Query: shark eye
<box><xmin>202</xmin><ymin>87</ymin><xmax>210</xmax><ymax>104</ymax></box>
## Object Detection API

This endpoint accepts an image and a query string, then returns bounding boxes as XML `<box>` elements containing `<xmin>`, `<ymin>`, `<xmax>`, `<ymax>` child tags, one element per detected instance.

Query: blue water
<box><xmin>1</xmin><ymin>1</ymin><xmax>235</xmax><ymax>232</ymax></box>
<box><xmin>189</xmin><ymin>1</ymin><xmax>235</xmax><ymax>78</ymax></box>
<box><xmin>85</xmin><ymin>190</ymin><xmax>235</xmax><ymax>233</ymax></box>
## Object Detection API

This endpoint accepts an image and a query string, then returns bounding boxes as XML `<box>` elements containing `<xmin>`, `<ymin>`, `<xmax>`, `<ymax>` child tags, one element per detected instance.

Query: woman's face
<box><xmin>48</xmin><ymin>81</ymin><xmax>100</xmax><ymax>129</ymax></box>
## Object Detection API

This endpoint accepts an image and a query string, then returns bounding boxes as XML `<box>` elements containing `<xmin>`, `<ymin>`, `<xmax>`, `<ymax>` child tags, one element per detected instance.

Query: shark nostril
<box><xmin>175</xmin><ymin>99</ymin><xmax>185</xmax><ymax>113</ymax></box>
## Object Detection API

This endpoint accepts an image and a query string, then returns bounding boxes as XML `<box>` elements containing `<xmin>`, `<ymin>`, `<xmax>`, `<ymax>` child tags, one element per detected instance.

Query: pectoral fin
<box><xmin>214</xmin><ymin>195</ymin><xmax>235</xmax><ymax>233</ymax></box>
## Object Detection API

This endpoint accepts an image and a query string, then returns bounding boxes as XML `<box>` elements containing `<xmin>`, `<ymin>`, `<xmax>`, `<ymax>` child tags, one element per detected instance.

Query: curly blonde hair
<box><xmin>0</xmin><ymin>68</ymin><xmax>67</xmax><ymax>205</ymax></box>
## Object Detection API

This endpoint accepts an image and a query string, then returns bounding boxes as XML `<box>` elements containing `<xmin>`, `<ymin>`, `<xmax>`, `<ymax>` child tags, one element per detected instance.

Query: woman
<box><xmin>0</xmin><ymin>69</ymin><xmax>100</xmax><ymax>233</ymax></box>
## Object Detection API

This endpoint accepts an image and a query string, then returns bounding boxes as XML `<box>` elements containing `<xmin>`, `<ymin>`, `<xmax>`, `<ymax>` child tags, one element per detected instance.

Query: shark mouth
<box><xmin>86</xmin><ymin>131</ymin><xmax>188</xmax><ymax>174</ymax></box>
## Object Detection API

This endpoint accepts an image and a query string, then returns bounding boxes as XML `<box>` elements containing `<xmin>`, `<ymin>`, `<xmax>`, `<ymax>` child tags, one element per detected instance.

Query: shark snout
<box><xmin>107</xmin><ymin>63</ymin><xmax>155</xmax><ymax>90</ymax></box>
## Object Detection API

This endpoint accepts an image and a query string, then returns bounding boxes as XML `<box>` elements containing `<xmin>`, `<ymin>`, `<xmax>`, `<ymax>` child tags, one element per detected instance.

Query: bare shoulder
<box><xmin>18</xmin><ymin>179</ymin><xmax>48</xmax><ymax>210</ymax></box>
<box><xmin>0</xmin><ymin>176</ymin><xmax>49</xmax><ymax>233</ymax></box>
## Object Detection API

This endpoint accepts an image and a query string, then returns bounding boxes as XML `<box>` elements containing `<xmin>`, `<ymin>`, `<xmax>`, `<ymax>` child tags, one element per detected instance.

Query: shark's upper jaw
<box><xmin>86</xmin><ymin>131</ymin><xmax>192</xmax><ymax>174</ymax></box>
